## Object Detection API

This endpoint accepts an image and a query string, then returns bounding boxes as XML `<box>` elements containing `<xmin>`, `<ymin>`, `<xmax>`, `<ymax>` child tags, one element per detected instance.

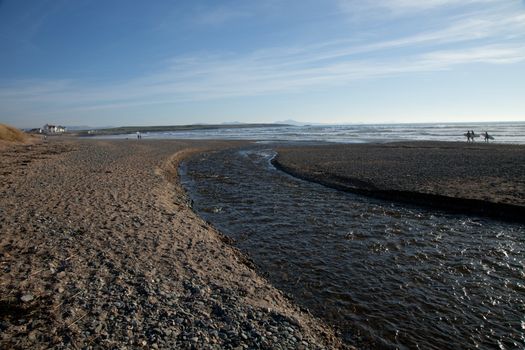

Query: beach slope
<box><xmin>0</xmin><ymin>139</ymin><xmax>347</xmax><ymax>349</ymax></box>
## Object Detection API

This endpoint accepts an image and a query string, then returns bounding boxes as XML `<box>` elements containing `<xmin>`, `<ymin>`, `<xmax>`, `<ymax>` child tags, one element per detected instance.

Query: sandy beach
<box><xmin>2</xmin><ymin>138</ymin><xmax>524</xmax><ymax>348</ymax></box>
<box><xmin>0</xmin><ymin>139</ymin><xmax>348</xmax><ymax>349</ymax></box>
<box><xmin>274</xmin><ymin>141</ymin><xmax>525</xmax><ymax>221</ymax></box>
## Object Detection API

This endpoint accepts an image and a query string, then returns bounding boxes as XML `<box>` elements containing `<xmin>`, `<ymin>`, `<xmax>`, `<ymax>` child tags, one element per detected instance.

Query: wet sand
<box><xmin>274</xmin><ymin>141</ymin><xmax>525</xmax><ymax>221</ymax></box>
<box><xmin>0</xmin><ymin>139</ymin><xmax>348</xmax><ymax>349</ymax></box>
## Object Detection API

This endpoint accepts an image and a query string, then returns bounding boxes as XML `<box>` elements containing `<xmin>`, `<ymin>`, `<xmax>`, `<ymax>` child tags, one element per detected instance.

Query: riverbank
<box><xmin>0</xmin><ymin>139</ymin><xmax>348</xmax><ymax>349</ymax></box>
<box><xmin>274</xmin><ymin>141</ymin><xmax>525</xmax><ymax>221</ymax></box>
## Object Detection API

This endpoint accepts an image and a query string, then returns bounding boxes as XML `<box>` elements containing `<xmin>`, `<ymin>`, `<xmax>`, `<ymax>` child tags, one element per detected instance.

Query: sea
<box><xmin>101</xmin><ymin>121</ymin><xmax>525</xmax><ymax>144</ymax></box>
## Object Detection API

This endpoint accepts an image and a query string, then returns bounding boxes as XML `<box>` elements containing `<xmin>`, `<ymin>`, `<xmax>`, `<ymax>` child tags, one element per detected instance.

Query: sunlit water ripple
<box><xmin>99</xmin><ymin>122</ymin><xmax>525</xmax><ymax>144</ymax></box>
<box><xmin>180</xmin><ymin>146</ymin><xmax>525</xmax><ymax>349</ymax></box>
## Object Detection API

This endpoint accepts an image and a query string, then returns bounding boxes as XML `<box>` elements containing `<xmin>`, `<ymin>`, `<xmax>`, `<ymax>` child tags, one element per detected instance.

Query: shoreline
<box><xmin>0</xmin><ymin>139</ymin><xmax>349</xmax><ymax>349</ymax></box>
<box><xmin>274</xmin><ymin>141</ymin><xmax>525</xmax><ymax>222</ymax></box>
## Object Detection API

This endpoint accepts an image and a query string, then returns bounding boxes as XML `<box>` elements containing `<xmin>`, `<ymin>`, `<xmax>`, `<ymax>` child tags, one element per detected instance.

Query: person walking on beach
<box><xmin>136</xmin><ymin>131</ymin><xmax>141</xmax><ymax>140</ymax></box>
<box><xmin>470</xmin><ymin>130</ymin><xmax>475</xmax><ymax>142</ymax></box>
<box><xmin>466</xmin><ymin>130</ymin><xmax>471</xmax><ymax>142</ymax></box>
<box><xmin>484</xmin><ymin>131</ymin><xmax>490</xmax><ymax>142</ymax></box>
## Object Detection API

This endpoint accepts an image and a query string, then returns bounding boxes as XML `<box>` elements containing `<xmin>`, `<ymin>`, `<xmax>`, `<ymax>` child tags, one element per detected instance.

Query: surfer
<box><xmin>466</xmin><ymin>130</ymin><xmax>471</xmax><ymax>142</ymax></box>
<box><xmin>471</xmin><ymin>130</ymin><xmax>475</xmax><ymax>142</ymax></box>
<box><xmin>484</xmin><ymin>131</ymin><xmax>491</xmax><ymax>142</ymax></box>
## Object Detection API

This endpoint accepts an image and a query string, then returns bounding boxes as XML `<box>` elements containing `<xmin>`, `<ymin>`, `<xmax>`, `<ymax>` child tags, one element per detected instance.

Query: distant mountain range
<box><xmin>222</xmin><ymin>120</ymin><xmax>306</xmax><ymax>126</ymax></box>
<box><xmin>68</xmin><ymin>121</ymin><xmax>300</xmax><ymax>131</ymax></box>
<box><xmin>65</xmin><ymin>125</ymin><xmax>115</xmax><ymax>130</ymax></box>
<box><xmin>274</xmin><ymin>120</ymin><xmax>340</xmax><ymax>126</ymax></box>
<box><xmin>274</xmin><ymin>119</ymin><xmax>306</xmax><ymax>126</ymax></box>
<box><xmin>71</xmin><ymin>123</ymin><xmax>292</xmax><ymax>136</ymax></box>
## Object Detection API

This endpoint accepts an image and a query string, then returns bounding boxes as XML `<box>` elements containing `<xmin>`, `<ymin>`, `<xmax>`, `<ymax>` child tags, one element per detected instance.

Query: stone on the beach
<box><xmin>20</xmin><ymin>293</ymin><xmax>34</xmax><ymax>302</ymax></box>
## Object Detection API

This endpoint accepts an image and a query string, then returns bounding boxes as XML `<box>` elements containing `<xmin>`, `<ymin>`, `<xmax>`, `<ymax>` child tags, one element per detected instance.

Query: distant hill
<box><xmin>275</xmin><ymin>119</ymin><xmax>305</xmax><ymax>126</ymax></box>
<box><xmin>221</xmin><ymin>121</ymin><xmax>244</xmax><ymax>125</ymax></box>
<box><xmin>75</xmin><ymin>123</ymin><xmax>291</xmax><ymax>136</ymax></box>
<box><xmin>65</xmin><ymin>125</ymin><xmax>115</xmax><ymax>130</ymax></box>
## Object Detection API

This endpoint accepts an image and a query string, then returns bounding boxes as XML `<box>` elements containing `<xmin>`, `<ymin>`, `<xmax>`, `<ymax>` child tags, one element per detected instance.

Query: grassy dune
<box><xmin>0</xmin><ymin>124</ymin><xmax>30</xmax><ymax>143</ymax></box>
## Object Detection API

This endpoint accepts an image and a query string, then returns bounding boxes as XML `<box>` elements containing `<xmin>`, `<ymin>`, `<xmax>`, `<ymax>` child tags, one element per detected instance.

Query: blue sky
<box><xmin>1</xmin><ymin>0</ymin><xmax>524</xmax><ymax>128</ymax></box>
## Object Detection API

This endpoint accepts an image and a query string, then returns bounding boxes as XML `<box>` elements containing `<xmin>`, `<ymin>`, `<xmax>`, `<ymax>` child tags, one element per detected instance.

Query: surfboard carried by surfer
<box><xmin>482</xmin><ymin>131</ymin><xmax>494</xmax><ymax>142</ymax></box>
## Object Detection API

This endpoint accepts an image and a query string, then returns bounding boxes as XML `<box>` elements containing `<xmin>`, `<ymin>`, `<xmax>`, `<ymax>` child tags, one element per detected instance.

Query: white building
<box><xmin>43</xmin><ymin>124</ymin><xmax>66</xmax><ymax>134</ymax></box>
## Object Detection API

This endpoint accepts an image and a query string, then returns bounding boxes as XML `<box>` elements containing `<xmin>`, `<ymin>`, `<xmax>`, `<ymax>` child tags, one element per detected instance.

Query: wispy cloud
<box><xmin>421</xmin><ymin>45</ymin><xmax>525</xmax><ymax>65</ymax></box>
<box><xmin>338</xmin><ymin>0</ymin><xmax>503</xmax><ymax>15</ymax></box>
<box><xmin>1</xmin><ymin>2</ymin><xmax>524</xmax><ymax>121</ymax></box>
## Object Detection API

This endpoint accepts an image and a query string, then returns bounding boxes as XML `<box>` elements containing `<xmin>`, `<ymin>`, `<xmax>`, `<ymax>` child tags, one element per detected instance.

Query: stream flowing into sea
<box><xmin>180</xmin><ymin>146</ymin><xmax>525</xmax><ymax>350</ymax></box>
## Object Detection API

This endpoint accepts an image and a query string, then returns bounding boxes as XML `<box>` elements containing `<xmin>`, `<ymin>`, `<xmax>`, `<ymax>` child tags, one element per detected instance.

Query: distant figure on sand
<box><xmin>471</xmin><ymin>130</ymin><xmax>475</xmax><ymax>142</ymax></box>
<box><xmin>483</xmin><ymin>131</ymin><xmax>492</xmax><ymax>142</ymax></box>
<box><xmin>136</xmin><ymin>131</ymin><xmax>141</xmax><ymax>140</ymax></box>
<box><xmin>466</xmin><ymin>130</ymin><xmax>471</xmax><ymax>142</ymax></box>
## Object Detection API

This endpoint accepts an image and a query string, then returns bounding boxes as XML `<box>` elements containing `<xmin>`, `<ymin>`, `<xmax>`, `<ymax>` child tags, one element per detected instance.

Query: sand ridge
<box><xmin>0</xmin><ymin>139</ymin><xmax>348</xmax><ymax>349</ymax></box>
<box><xmin>274</xmin><ymin>141</ymin><xmax>525</xmax><ymax>221</ymax></box>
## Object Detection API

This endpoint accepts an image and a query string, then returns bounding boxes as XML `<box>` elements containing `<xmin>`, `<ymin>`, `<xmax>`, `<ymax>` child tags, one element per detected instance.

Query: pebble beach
<box><xmin>274</xmin><ymin>141</ymin><xmax>525</xmax><ymax>221</ymax></box>
<box><xmin>0</xmin><ymin>139</ymin><xmax>348</xmax><ymax>349</ymax></box>
<box><xmin>2</xmin><ymin>138</ymin><xmax>524</xmax><ymax>349</ymax></box>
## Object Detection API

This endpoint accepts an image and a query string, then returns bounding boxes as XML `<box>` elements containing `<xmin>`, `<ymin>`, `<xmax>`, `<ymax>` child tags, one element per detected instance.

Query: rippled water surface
<box><xmin>180</xmin><ymin>146</ymin><xmax>525</xmax><ymax>349</ymax></box>
<box><xmin>101</xmin><ymin>122</ymin><xmax>525</xmax><ymax>144</ymax></box>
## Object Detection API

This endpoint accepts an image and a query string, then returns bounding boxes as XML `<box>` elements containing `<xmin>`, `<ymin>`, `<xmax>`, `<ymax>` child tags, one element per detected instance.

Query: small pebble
<box><xmin>21</xmin><ymin>294</ymin><xmax>34</xmax><ymax>302</ymax></box>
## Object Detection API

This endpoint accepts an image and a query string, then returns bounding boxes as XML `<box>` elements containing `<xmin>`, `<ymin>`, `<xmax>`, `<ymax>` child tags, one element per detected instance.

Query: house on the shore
<box><xmin>43</xmin><ymin>124</ymin><xmax>66</xmax><ymax>134</ymax></box>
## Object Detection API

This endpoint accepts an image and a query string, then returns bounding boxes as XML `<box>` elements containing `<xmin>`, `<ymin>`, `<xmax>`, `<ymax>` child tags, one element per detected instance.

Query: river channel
<box><xmin>180</xmin><ymin>146</ymin><xmax>525</xmax><ymax>349</ymax></box>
